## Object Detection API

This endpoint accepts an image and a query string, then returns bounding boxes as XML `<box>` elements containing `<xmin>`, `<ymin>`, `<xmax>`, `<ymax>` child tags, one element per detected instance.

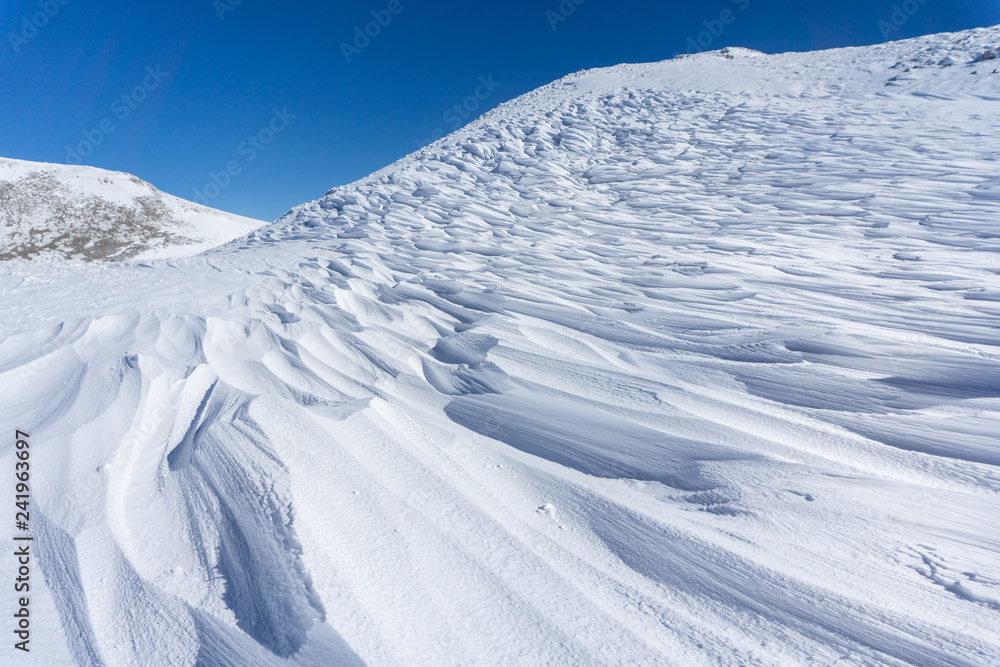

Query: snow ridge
<box><xmin>1</xmin><ymin>26</ymin><xmax>1000</xmax><ymax>666</ymax></box>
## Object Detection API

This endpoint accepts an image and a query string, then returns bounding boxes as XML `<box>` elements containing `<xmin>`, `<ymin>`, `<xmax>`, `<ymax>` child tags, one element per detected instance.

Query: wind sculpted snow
<box><xmin>2</xmin><ymin>26</ymin><xmax>1000</xmax><ymax>666</ymax></box>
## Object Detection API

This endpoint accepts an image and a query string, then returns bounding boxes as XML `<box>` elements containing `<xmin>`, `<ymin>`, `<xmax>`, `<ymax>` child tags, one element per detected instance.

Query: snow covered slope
<box><xmin>0</xmin><ymin>158</ymin><xmax>265</xmax><ymax>262</ymax></box>
<box><xmin>2</xmin><ymin>25</ymin><xmax>1000</xmax><ymax>666</ymax></box>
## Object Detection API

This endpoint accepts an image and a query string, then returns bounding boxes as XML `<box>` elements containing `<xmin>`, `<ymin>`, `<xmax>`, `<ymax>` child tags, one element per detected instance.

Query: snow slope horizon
<box><xmin>283</xmin><ymin>24</ymin><xmax>1000</xmax><ymax>208</ymax></box>
<box><xmin>2</xmin><ymin>25</ymin><xmax>1000</xmax><ymax>666</ymax></box>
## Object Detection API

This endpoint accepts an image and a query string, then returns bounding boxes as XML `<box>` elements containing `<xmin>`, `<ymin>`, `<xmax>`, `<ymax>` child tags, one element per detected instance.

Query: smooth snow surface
<box><xmin>0</xmin><ymin>158</ymin><xmax>265</xmax><ymax>262</ymax></box>
<box><xmin>2</xmin><ymin>26</ymin><xmax>1000</xmax><ymax>666</ymax></box>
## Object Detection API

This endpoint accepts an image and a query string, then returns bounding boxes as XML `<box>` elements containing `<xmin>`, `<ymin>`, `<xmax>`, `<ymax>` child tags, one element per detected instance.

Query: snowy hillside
<box><xmin>2</xmin><ymin>25</ymin><xmax>1000</xmax><ymax>666</ymax></box>
<box><xmin>0</xmin><ymin>158</ymin><xmax>264</xmax><ymax>262</ymax></box>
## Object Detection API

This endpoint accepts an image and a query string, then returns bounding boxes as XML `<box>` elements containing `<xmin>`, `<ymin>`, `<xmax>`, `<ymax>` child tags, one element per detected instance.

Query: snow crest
<box><xmin>2</xmin><ymin>26</ymin><xmax>1000</xmax><ymax>666</ymax></box>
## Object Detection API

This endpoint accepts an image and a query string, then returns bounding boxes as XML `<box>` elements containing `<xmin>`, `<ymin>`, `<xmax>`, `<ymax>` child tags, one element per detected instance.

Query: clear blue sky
<box><xmin>1</xmin><ymin>0</ymin><xmax>996</xmax><ymax>221</ymax></box>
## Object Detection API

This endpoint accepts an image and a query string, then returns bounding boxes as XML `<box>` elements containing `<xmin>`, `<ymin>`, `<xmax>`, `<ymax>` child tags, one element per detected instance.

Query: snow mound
<box><xmin>2</xmin><ymin>25</ymin><xmax>1000</xmax><ymax>666</ymax></box>
<box><xmin>0</xmin><ymin>158</ymin><xmax>265</xmax><ymax>262</ymax></box>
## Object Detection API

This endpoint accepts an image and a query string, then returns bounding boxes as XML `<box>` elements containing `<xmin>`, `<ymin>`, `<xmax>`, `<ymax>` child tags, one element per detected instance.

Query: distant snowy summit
<box><xmin>0</xmin><ymin>157</ymin><xmax>264</xmax><ymax>262</ymax></box>
<box><xmin>555</xmin><ymin>24</ymin><xmax>1000</xmax><ymax>101</ymax></box>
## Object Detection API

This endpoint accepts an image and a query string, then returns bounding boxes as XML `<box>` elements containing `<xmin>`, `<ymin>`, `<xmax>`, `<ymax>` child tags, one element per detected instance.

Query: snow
<box><xmin>0</xmin><ymin>158</ymin><xmax>264</xmax><ymax>262</ymax></box>
<box><xmin>2</xmin><ymin>25</ymin><xmax>1000</xmax><ymax>666</ymax></box>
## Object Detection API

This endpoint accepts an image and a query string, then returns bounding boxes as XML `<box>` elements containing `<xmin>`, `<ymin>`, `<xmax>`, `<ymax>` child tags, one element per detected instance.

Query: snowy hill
<box><xmin>2</xmin><ymin>26</ymin><xmax>1000</xmax><ymax>666</ymax></box>
<box><xmin>0</xmin><ymin>158</ymin><xmax>264</xmax><ymax>262</ymax></box>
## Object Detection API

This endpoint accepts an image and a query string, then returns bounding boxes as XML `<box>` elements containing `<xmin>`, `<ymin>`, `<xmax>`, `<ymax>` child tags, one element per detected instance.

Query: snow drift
<box><xmin>2</xmin><ymin>25</ymin><xmax>1000</xmax><ymax>666</ymax></box>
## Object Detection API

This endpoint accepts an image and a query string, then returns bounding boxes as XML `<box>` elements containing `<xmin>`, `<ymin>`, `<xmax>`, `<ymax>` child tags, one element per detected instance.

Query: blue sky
<box><xmin>1</xmin><ymin>0</ymin><xmax>996</xmax><ymax>221</ymax></box>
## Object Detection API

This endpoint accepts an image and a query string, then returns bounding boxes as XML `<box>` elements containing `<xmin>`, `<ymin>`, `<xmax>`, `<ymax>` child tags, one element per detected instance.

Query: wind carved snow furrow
<box><xmin>3</xmin><ymin>24</ymin><xmax>1000</xmax><ymax>664</ymax></box>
